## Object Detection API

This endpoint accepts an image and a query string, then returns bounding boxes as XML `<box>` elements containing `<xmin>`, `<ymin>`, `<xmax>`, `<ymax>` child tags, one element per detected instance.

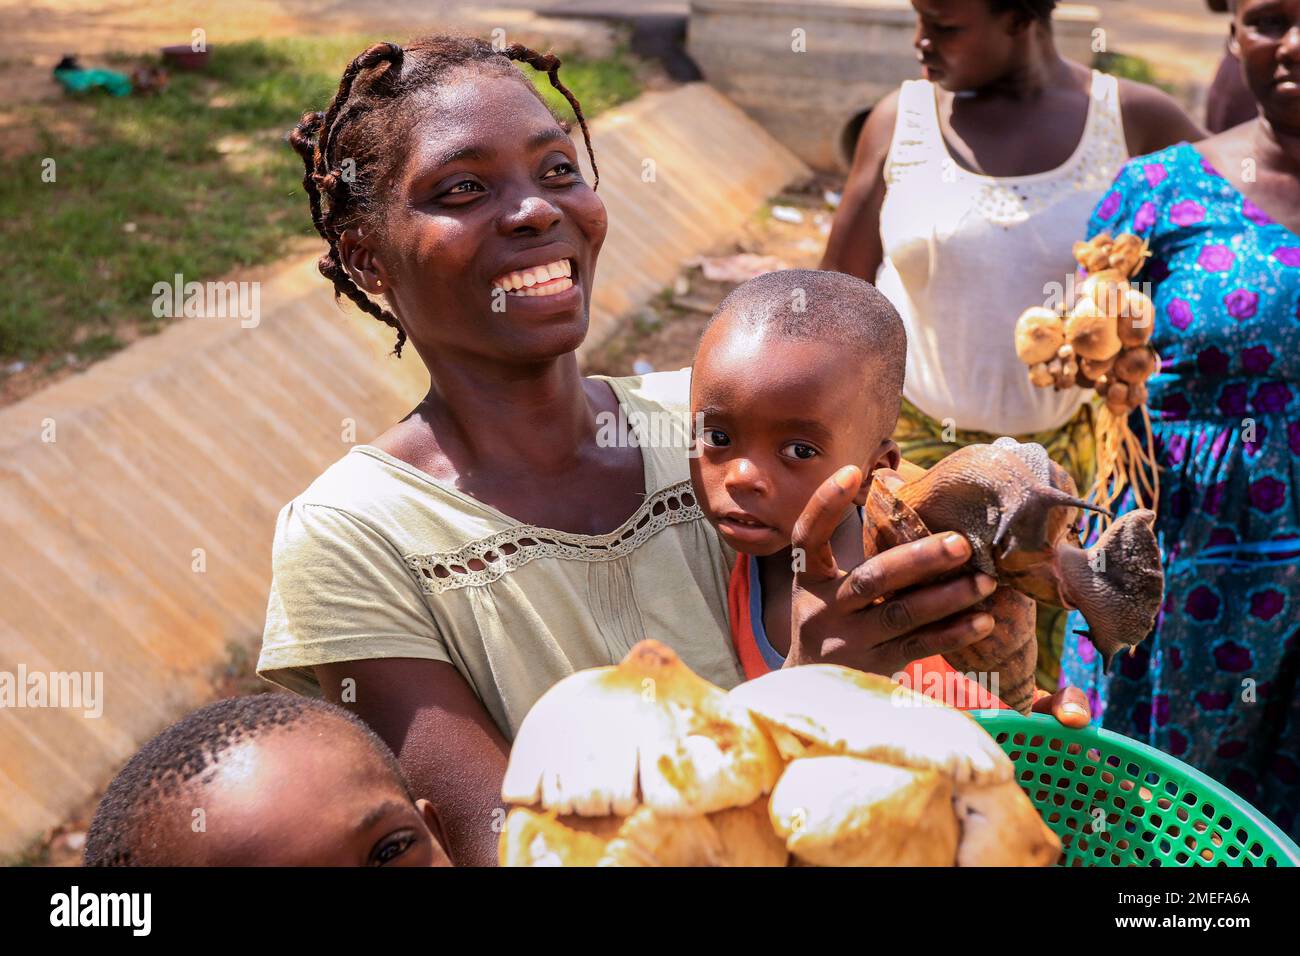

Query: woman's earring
<box><xmin>375</xmin><ymin>278</ymin><xmax>383</xmax><ymax>289</ymax></box>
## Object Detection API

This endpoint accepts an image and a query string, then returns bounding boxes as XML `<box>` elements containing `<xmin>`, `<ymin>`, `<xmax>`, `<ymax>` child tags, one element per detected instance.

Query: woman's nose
<box><xmin>723</xmin><ymin>457</ymin><xmax>769</xmax><ymax>497</ymax></box>
<box><xmin>914</xmin><ymin>28</ymin><xmax>930</xmax><ymax>54</ymax></box>
<box><xmin>500</xmin><ymin>194</ymin><xmax>562</xmax><ymax>235</ymax></box>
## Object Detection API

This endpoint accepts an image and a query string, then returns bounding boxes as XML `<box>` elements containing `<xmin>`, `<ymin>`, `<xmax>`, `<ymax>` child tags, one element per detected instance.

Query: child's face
<box><xmin>164</xmin><ymin>719</ymin><xmax>451</xmax><ymax>867</ymax></box>
<box><xmin>690</xmin><ymin>317</ymin><xmax>900</xmax><ymax>556</ymax></box>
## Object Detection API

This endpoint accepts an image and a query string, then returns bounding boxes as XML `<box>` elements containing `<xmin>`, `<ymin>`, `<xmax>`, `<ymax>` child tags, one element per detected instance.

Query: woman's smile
<box><xmin>492</xmin><ymin>257</ymin><xmax>573</xmax><ymax>296</ymax></box>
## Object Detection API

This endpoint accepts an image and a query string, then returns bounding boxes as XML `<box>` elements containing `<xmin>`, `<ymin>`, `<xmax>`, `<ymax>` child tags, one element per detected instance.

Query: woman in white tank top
<box><xmin>823</xmin><ymin>0</ymin><xmax>1203</xmax><ymax>686</ymax></box>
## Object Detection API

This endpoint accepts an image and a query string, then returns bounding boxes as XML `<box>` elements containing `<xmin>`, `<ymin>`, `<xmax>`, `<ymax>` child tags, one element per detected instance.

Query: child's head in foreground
<box><xmin>83</xmin><ymin>693</ymin><xmax>451</xmax><ymax>867</ymax></box>
<box><xmin>690</xmin><ymin>268</ymin><xmax>907</xmax><ymax>556</ymax></box>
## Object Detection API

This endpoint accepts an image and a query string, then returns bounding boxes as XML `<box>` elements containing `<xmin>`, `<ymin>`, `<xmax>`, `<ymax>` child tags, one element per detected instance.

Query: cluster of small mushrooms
<box><xmin>1015</xmin><ymin>233</ymin><xmax>1160</xmax><ymax>416</ymax></box>
<box><xmin>499</xmin><ymin>641</ymin><xmax>1060</xmax><ymax>867</ymax></box>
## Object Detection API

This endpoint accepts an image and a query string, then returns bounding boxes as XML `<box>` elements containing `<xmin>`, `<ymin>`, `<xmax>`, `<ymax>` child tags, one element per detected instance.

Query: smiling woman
<box><xmin>257</xmin><ymin>35</ymin><xmax>996</xmax><ymax>866</ymax></box>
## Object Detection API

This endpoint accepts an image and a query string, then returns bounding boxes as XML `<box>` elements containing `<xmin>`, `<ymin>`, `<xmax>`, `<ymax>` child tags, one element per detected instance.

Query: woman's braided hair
<box><xmin>288</xmin><ymin>36</ymin><xmax>598</xmax><ymax>357</ymax></box>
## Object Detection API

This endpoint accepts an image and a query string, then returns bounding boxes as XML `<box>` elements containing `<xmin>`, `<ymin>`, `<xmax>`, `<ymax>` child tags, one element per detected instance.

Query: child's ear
<box><xmin>416</xmin><ymin>798</ymin><xmax>454</xmax><ymax>866</ymax></box>
<box><xmin>853</xmin><ymin>440</ymin><xmax>902</xmax><ymax>506</ymax></box>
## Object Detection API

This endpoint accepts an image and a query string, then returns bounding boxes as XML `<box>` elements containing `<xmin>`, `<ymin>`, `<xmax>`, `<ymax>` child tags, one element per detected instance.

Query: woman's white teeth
<box><xmin>492</xmin><ymin>259</ymin><xmax>574</xmax><ymax>295</ymax></box>
<box><xmin>512</xmin><ymin>277</ymin><xmax>573</xmax><ymax>297</ymax></box>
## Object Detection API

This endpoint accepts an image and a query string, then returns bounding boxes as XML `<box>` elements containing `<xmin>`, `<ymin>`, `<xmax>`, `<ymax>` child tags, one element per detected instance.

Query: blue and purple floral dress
<box><xmin>1061</xmin><ymin>142</ymin><xmax>1300</xmax><ymax>839</ymax></box>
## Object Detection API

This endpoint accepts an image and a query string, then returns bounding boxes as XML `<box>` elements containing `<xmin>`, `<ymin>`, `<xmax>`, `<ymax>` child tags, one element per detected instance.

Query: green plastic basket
<box><xmin>970</xmin><ymin>711</ymin><xmax>1300</xmax><ymax>867</ymax></box>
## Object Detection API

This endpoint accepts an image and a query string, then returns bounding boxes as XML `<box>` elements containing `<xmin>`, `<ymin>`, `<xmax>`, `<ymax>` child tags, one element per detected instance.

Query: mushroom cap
<box><xmin>502</xmin><ymin>640</ymin><xmax>781</xmax><ymax>817</ymax></box>
<box><xmin>728</xmin><ymin>666</ymin><xmax>1014</xmax><ymax>785</ymax></box>
<box><xmin>498</xmin><ymin>808</ymin><xmax>614</xmax><ymax>867</ymax></box>
<box><xmin>1066</xmin><ymin>299</ymin><xmax>1123</xmax><ymax>361</ymax></box>
<box><xmin>1014</xmin><ymin>307</ymin><xmax>1066</xmax><ymax>365</ymax></box>
<box><xmin>500</xmin><ymin>801</ymin><xmax>787</xmax><ymax>867</ymax></box>
<box><xmin>599</xmin><ymin>800</ymin><xmax>788</xmax><ymax>867</ymax></box>
<box><xmin>953</xmin><ymin>781</ymin><xmax>1060</xmax><ymax>867</ymax></box>
<box><xmin>769</xmin><ymin>756</ymin><xmax>959</xmax><ymax>866</ymax></box>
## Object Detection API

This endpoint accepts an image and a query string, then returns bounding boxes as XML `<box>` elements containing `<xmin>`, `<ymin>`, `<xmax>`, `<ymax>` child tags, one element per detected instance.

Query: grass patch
<box><xmin>1094</xmin><ymin>51</ymin><xmax>1177</xmax><ymax>95</ymax></box>
<box><xmin>1</xmin><ymin>36</ymin><xmax>642</xmax><ymax>364</ymax></box>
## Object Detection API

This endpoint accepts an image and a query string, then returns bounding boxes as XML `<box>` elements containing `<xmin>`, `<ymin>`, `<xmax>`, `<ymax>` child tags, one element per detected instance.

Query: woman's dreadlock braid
<box><xmin>288</xmin><ymin>42</ymin><xmax>408</xmax><ymax>356</ymax></box>
<box><xmin>504</xmin><ymin>44</ymin><xmax>600</xmax><ymax>189</ymax></box>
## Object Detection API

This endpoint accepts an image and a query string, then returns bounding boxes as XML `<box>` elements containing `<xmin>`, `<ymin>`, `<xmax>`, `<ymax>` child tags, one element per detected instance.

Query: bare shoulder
<box><xmin>369</xmin><ymin>412</ymin><xmax>458</xmax><ymax>483</ymax></box>
<box><xmin>1116</xmin><ymin>77</ymin><xmax>1207</xmax><ymax>154</ymax></box>
<box><xmin>1193</xmin><ymin>121</ymin><xmax>1261</xmax><ymax>179</ymax></box>
<box><xmin>845</xmin><ymin>86</ymin><xmax>903</xmax><ymax>176</ymax></box>
<box><xmin>862</xmin><ymin>87</ymin><xmax>902</xmax><ymax>145</ymax></box>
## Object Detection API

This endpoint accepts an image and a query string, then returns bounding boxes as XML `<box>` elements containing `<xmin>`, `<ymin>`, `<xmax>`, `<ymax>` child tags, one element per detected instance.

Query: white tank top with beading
<box><xmin>876</xmin><ymin>70</ymin><xmax>1129</xmax><ymax>435</ymax></box>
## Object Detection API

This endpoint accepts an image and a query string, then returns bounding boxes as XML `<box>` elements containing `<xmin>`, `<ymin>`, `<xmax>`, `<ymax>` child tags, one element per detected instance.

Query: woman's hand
<box><xmin>1032</xmin><ymin>686</ymin><xmax>1092</xmax><ymax>728</ymax></box>
<box><xmin>785</xmin><ymin>466</ymin><xmax>998</xmax><ymax>676</ymax></box>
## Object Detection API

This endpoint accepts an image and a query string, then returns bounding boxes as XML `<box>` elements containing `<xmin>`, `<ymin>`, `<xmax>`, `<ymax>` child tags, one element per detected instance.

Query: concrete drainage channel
<box><xmin>0</xmin><ymin>80</ymin><xmax>808</xmax><ymax>859</ymax></box>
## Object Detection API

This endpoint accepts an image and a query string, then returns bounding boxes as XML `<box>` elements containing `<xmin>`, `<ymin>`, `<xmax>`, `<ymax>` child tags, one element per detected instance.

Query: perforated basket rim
<box><xmin>969</xmin><ymin>710</ymin><xmax>1300</xmax><ymax>866</ymax></box>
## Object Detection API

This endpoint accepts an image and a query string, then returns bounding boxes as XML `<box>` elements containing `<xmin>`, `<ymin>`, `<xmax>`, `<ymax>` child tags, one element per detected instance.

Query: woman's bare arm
<box><xmin>1119</xmin><ymin>78</ymin><xmax>1209</xmax><ymax>154</ymax></box>
<box><xmin>316</xmin><ymin>658</ymin><xmax>510</xmax><ymax>867</ymax></box>
<box><xmin>821</xmin><ymin>89</ymin><xmax>899</xmax><ymax>282</ymax></box>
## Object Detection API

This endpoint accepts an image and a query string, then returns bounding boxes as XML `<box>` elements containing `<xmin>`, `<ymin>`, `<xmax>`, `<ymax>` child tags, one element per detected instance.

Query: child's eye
<box><xmin>699</xmin><ymin>428</ymin><xmax>730</xmax><ymax>448</ymax></box>
<box><xmin>780</xmin><ymin>442</ymin><xmax>819</xmax><ymax>461</ymax></box>
<box><xmin>370</xmin><ymin>832</ymin><xmax>417</xmax><ymax>866</ymax></box>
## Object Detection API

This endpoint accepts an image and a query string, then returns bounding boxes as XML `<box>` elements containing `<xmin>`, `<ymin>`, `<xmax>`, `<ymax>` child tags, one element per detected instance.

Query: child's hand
<box><xmin>1031</xmin><ymin>686</ymin><xmax>1092</xmax><ymax>728</ymax></box>
<box><xmin>785</xmin><ymin>466</ymin><xmax>998</xmax><ymax>676</ymax></box>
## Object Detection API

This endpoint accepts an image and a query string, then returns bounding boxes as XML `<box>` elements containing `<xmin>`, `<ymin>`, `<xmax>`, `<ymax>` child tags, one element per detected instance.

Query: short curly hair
<box><xmin>703</xmin><ymin>268</ymin><xmax>908</xmax><ymax>426</ymax></box>
<box><xmin>83</xmin><ymin>693</ymin><xmax>410</xmax><ymax>866</ymax></box>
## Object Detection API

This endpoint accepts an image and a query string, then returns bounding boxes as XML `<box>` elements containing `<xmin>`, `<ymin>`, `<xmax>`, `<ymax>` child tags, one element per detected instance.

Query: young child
<box><xmin>689</xmin><ymin>269</ymin><xmax>1003</xmax><ymax>709</ymax></box>
<box><xmin>83</xmin><ymin>694</ymin><xmax>452</xmax><ymax>866</ymax></box>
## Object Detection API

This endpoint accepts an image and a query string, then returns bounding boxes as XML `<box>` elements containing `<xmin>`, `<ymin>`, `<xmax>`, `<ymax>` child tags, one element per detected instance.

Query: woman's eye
<box><xmin>700</xmin><ymin>428</ymin><xmax>730</xmax><ymax>448</ymax></box>
<box><xmin>370</xmin><ymin>832</ymin><xmax>416</xmax><ymax>866</ymax></box>
<box><xmin>543</xmin><ymin>162</ymin><xmax>580</xmax><ymax>180</ymax></box>
<box><xmin>444</xmin><ymin>180</ymin><xmax>484</xmax><ymax>197</ymax></box>
<box><xmin>1254</xmin><ymin>16</ymin><xmax>1290</xmax><ymax>36</ymax></box>
<box><xmin>780</xmin><ymin>442</ymin><xmax>819</xmax><ymax>461</ymax></box>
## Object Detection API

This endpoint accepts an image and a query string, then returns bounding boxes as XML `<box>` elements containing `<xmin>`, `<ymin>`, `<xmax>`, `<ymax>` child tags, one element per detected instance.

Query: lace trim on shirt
<box><xmin>405</xmin><ymin>480</ymin><xmax>702</xmax><ymax>594</ymax></box>
<box><xmin>886</xmin><ymin>73</ymin><xmax>1129</xmax><ymax>226</ymax></box>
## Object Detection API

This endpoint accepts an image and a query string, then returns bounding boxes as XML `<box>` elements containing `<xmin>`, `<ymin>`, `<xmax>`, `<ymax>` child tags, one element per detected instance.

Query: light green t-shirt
<box><xmin>257</xmin><ymin>369</ymin><xmax>742</xmax><ymax>739</ymax></box>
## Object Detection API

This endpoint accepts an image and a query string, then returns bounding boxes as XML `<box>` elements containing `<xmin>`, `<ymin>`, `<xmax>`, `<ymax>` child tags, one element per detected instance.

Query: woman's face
<box><xmin>1233</xmin><ymin>0</ymin><xmax>1300</xmax><ymax>128</ymax></box>
<box><xmin>911</xmin><ymin>0</ymin><xmax>1025</xmax><ymax>92</ymax></box>
<box><xmin>364</xmin><ymin>67</ymin><xmax>608</xmax><ymax>366</ymax></box>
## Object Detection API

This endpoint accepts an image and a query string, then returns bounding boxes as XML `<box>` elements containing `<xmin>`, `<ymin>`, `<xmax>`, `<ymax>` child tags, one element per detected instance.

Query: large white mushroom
<box><xmin>729</xmin><ymin>666</ymin><xmax>1059</xmax><ymax>867</ymax></box>
<box><xmin>728</xmin><ymin>666</ymin><xmax>1013</xmax><ymax>786</ymax></box>
<box><xmin>499</xmin><ymin>645</ymin><xmax>1059</xmax><ymax>867</ymax></box>
<box><xmin>499</xmin><ymin>640</ymin><xmax>785</xmax><ymax>866</ymax></box>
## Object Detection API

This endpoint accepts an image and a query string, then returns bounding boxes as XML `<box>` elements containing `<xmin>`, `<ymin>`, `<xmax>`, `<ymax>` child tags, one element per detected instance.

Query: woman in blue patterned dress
<box><xmin>1062</xmin><ymin>0</ymin><xmax>1300</xmax><ymax>838</ymax></box>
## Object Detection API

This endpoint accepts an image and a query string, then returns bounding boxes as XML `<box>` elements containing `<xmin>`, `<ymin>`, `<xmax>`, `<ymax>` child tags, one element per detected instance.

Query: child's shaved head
<box><xmin>84</xmin><ymin>693</ymin><xmax>450</xmax><ymax>867</ymax></box>
<box><xmin>690</xmin><ymin>269</ymin><xmax>908</xmax><ymax>555</ymax></box>
<box><xmin>703</xmin><ymin>269</ymin><xmax>907</xmax><ymax>424</ymax></box>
